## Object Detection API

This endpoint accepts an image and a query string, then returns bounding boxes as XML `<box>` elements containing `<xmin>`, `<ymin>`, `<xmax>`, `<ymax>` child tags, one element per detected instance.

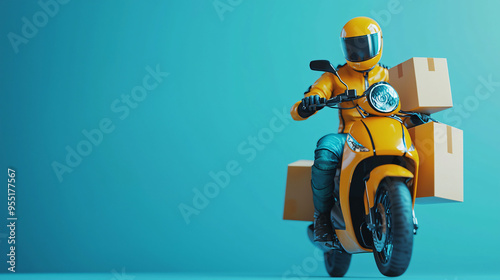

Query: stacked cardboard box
<box><xmin>391</xmin><ymin>57</ymin><xmax>463</xmax><ymax>203</ymax></box>
<box><xmin>409</xmin><ymin>122</ymin><xmax>464</xmax><ymax>203</ymax></box>
<box><xmin>389</xmin><ymin>57</ymin><xmax>453</xmax><ymax>114</ymax></box>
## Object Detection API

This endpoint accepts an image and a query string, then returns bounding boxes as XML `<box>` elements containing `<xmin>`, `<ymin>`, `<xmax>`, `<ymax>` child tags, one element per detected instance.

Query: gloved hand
<box><xmin>298</xmin><ymin>95</ymin><xmax>325</xmax><ymax>118</ymax></box>
<box><xmin>408</xmin><ymin>113</ymin><xmax>431</xmax><ymax>127</ymax></box>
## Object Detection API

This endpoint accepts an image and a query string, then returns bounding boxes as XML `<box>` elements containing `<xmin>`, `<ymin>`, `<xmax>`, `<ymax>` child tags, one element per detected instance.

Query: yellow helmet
<box><xmin>340</xmin><ymin>17</ymin><xmax>382</xmax><ymax>72</ymax></box>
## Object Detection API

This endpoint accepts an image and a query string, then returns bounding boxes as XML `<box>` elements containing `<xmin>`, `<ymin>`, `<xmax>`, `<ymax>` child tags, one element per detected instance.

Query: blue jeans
<box><xmin>311</xmin><ymin>133</ymin><xmax>347</xmax><ymax>214</ymax></box>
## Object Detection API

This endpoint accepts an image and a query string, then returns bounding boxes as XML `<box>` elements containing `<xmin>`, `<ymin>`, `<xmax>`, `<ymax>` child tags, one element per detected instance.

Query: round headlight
<box><xmin>367</xmin><ymin>82</ymin><xmax>400</xmax><ymax>113</ymax></box>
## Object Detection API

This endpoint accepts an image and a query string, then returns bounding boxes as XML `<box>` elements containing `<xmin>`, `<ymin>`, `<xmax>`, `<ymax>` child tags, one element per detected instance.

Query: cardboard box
<box><xmin>409</xmin><ymin>122</ymin><xmax>464</xmax><ymax>203</ymax></box>
<box><xmin>389</xmin><ymin>57</ymin><xmax>453</xmax><ymax>114</ymax></box>
<box><xmin>283</xmin><ymin>160</ymin><xmax>314</xmax><ymax>221</ymax></box>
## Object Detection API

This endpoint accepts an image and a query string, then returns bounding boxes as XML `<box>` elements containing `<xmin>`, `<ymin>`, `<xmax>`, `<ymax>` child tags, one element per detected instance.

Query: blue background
<box><xmin>1</xmin><ymin>0</ymin><xmax>499</xmax><ymax>278</ymax></box>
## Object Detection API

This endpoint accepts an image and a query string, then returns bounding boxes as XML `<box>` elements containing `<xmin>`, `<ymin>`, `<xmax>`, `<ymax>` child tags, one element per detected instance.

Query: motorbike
<box><xmin>305</xmin><ymin>60</ymin><xmax>422</xmax><ymax>277</ymax></box>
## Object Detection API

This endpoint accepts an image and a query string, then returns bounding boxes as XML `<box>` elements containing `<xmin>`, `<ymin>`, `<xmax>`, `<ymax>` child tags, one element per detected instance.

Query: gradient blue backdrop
<box><xmin>1</xmin><ymin>0</ymin><xmax>499</xmax><ymax>278</ymax></box>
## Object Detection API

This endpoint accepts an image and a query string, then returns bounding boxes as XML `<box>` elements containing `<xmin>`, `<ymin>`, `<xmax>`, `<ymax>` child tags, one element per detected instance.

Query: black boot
<box><xmin>313</xmin><ymin>211</ymin><xmax>334</xmax><ymax>241</ymax></box>
<box><xmin>314</xmin><ymin>211</ymin><xmax>341</xmax><ymax>249</ymax></box>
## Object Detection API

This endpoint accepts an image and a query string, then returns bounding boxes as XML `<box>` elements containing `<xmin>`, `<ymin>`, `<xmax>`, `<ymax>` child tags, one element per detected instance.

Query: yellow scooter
<box><xmin>306</xmin><ymin>60</ymin><xmax>420</xmax><ymax>277</ymax></box>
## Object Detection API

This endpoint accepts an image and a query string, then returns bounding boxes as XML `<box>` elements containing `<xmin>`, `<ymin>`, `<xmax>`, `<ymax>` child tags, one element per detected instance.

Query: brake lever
<box><xmin>326</xmin><ymin>96</ymin><xmax>341</xmax><ymax>106</ymax></box>
<box><xmin>306</xmin><ymin>103</ymin><xmax>326</xmax><ymax>111</ymax></box>
<box><xmin>323</xmin><ymin>89</ymin><xmax>359</xmax><ymax>108</ymax></box>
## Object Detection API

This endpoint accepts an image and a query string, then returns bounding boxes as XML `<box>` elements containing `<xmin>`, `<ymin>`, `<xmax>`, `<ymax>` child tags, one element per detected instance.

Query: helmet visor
<box><xmin>341</xmin><ymin>32</ymin><xmax>382</xmax><ymax>62</ymax></box>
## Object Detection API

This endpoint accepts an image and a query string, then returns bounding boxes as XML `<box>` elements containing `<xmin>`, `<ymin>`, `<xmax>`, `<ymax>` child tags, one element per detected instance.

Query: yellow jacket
<box><xmin>291</xmin><ymin>64</ymin><xmax>389</xmax><ymax>133</ymax></box>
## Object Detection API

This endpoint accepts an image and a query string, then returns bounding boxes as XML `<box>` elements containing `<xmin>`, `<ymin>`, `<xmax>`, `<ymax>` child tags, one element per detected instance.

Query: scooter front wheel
<box><xmin>372</xmin><ymin>179</ymin><xmax>413</xmax><ymax>277</ymax></box>
<box><xmin>324</xmin><ymin>248</ymin><xmax>352</xmax><ymax>277</ymax></box>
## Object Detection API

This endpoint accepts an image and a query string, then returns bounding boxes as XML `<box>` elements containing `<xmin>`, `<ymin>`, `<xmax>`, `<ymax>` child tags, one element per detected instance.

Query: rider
<box><xmin>290</xmin><ymin>16</ymin><xmax>389</xmax><ymax>245</ymax></box>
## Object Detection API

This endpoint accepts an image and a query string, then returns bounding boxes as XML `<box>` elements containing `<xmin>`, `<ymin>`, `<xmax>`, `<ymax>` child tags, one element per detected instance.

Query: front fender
<box><xmin>364</xmin><ymin>164</ymin><xmax>414</xmax><ymax>215</ymax></box>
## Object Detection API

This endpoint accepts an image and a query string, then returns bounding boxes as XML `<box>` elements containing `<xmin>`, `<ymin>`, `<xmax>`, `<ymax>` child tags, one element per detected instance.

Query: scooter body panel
<box><xmin>335</xmin><ymin>116</ymin><xmax>420</xmax><ymax>254</ymax></box>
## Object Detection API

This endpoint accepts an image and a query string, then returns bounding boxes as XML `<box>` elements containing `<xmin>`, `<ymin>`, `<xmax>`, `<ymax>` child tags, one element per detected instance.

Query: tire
<box><xmin>372</xmin><ymin>179</ymin><xmax>413</xmax><ymax>277</ymax></box>
<box><xmin>324</xmin><ymin>248</ymin><xmax>352</xmax><ymax>277</ymax></box>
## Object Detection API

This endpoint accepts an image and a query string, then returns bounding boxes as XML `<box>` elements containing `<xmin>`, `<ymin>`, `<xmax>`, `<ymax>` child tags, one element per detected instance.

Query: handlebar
<box><xmin>306</xmin><ymin>89</ymin><xmax>360</xmax><ymax>111</ymax></box>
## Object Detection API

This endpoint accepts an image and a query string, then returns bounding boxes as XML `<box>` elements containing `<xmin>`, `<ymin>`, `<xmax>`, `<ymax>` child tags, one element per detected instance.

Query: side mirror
<box><xmin>310</xmin><ymin>60</ymin><xmax>338</xmax><ymax>75</ymax></box>
<box><xmin>309</xmin><ymin>59</ymin><xmax>350</xmax><ymax>91</ymax></box>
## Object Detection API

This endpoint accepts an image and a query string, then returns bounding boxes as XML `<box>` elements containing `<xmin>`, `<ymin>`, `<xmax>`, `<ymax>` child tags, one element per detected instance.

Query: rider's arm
<box><xmin>291</xmin><ymin>72</ymin><xmax>336</xmax><ymax>121</ymax></box>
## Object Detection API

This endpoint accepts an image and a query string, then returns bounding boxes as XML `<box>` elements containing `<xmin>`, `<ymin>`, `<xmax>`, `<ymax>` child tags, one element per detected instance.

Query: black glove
<box><xmin>297</xmin><ymin>95</ymin><xmax>325</xmax><ymax>118</ymax></box>
<box><xmin>409</xmin><ymin>113</ymin><xmax>431</xmax><ymax>126</ymax></box>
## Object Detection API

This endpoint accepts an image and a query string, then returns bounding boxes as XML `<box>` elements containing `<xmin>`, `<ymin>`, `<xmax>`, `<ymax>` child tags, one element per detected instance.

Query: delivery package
<box><xmin>283</xmin><ymin>160</ymin><xmax>314</xmax><ymax>221</ymax></box>
<box><xmin>389</xmin><ymin>57</ymin><xmax>453</xmax><ymax>114</ymax></box>
<box><xmin>409</xmin><ymin>122</ymin><xmax>464</xmax><ymax>203</ymax></box>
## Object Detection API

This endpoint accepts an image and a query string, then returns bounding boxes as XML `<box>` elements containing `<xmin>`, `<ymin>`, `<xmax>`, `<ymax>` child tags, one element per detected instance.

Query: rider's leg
<box><xmin>311</xmin><ymin>133</ymin><xmax>347</xmax><ymax>242</ymax></box>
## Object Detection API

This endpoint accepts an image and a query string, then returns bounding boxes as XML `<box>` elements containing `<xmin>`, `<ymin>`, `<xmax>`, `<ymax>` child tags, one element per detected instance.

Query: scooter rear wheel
<box><xmin>372</xmin><ymin>179</ymin><xmax>413</xmax><ymax>277</ymax></box>
<box><xmin>324</xmin><ymin>248</ymin><xmax>352</xmax><ymax>277</ymax></box>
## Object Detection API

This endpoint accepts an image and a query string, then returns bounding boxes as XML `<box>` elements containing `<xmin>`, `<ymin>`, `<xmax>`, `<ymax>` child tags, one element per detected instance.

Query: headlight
<box><xmin>347</xmin><ymin>134</ymin><xmax>370</xmax><ymax>152</ymax></box>
<box><xmin>367</xmin><ymin>82</ymin><xmax>400</xmax><ymax>113</ymax></box>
